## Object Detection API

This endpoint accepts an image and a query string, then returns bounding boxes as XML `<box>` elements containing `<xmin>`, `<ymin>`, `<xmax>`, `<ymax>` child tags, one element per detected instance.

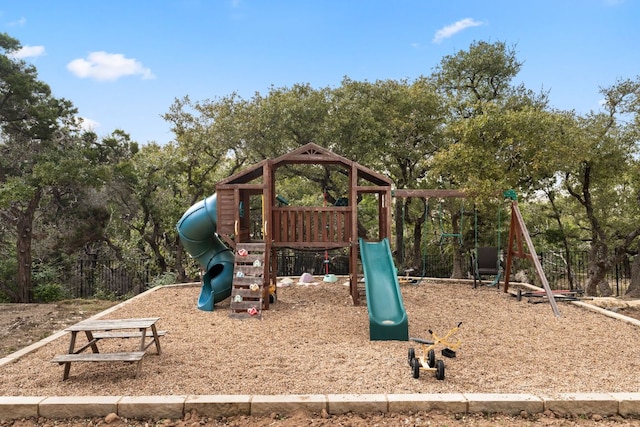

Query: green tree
<box><xmin>560</xmin><ymin>78</ymin><xmax>640</xmax><ymax>296</ymax></box>
<box><xmin>164</xmin><ymin>96</ymin><xmax>253</xmax><ymax>280</ymax></box>
<box><xmin>0</xmin><ymin>33</ymin><xmax>85</xmax><ymax>302</ymax></box>
<box><xmin>249</xmin><ymin>83</ymin><xmax>333</xmax><ymax>160</ymax></box>
<box><xmin>427</xmin><ymin>40</ymin><xmax>551</xmax><ymax>278</ymax></box>
<box><xmin>164</xmin><ymin>95</ymin><xmax>251</xmax><ymax>198</ymax></box>
<box><xmin>79</xmin><ymin>128</ymin><xmax>203</xmax><ymax>284</ymax></box>
<box><xmin>104</xmin><ymin>141</ymin><xmax>183</xmax><ymax>277</ymax></box>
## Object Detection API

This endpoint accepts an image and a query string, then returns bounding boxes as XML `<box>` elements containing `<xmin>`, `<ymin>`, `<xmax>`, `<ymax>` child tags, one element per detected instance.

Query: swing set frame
<box><xmin>394</xmin><ymin>189</ymin><xmax>561</xmax><ymax>316</ymax></box>
<box><xmin>394</xmin><ymin>190</ymin><xmax>505</xmax><ymax>283</ymax></box>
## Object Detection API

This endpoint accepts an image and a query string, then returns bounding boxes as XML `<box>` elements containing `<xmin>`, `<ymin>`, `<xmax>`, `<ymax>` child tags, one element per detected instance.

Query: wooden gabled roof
<box><xmin>272</xmin><ymin>143</ymin><xmax>392</xmax><ymax>187</ymax></box>
<box><xmin>271</xmin><ymin>143</ymin><xmax>347</xmax><ymax>166</ymax></box>
<box><xmin>216</xmin><ymin>143</ymin><xmax>392</xmax><ymax>188</ymax></box>
<box><xmin>216</xmin><ymin>159</ymin><xmax>268</xmax><ymax>186</ymax></box>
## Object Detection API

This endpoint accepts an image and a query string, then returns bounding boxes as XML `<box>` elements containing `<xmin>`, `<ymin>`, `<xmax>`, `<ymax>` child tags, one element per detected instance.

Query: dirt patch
<box><xmin>612</xmin><ymin>304</ymin><xmax>640</xmax><ymax>320</ymax></box>
<box><xmin>582</xmin><ymin>296</ymin><xmax>640</xmax><ymax>318</ymax></box>
<box><xmin>1</xmin><ymin>410</ymin><xmax>634</xmax><ymax>427</ymax></box>
<box><xmin>0</xmin><ymin>299</ymin><xmax>118</xmax><ymax>357</ymax></box>
<box><xmin>2</xmin><ymin>283</ymin><xmax>640</xmax><ymax>426</ymax></box>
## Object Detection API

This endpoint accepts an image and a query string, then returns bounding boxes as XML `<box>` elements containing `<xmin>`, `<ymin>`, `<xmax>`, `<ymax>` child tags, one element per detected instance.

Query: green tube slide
<box><xmin>176</xmin><ymin>194</ymin><xmax>235</xmax><ymax>311</ymax></box>
<box><xmin>359</xmin><ymin>238</ymin><xmax>409</xmax><ymax>341</ymax></box>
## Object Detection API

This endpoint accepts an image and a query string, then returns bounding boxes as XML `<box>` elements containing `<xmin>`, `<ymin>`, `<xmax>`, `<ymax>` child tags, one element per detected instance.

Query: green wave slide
<box><xmin>359</xmin><ymin>238</ymin><xmax>409</xmax><ymax>341</ymax></box>
<box><xmin>176</xmin><ymin>194</ymin><xmax>235</xmax><ymax>311</ymax></box>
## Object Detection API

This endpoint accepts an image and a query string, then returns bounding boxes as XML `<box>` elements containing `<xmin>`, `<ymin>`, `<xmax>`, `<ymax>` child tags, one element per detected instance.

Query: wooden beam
<box><xmin>271</xmin><ymin>242</ymin><xmax>351</xmax><ymax>249</ymax></box>
<box><xmin>393</xmin><ymin>189</ymin><xmax>466</xmax><ymax>198</ymax></box>
<box><xmin>355</xmin><ymin>185</ymin><xmax>392</xmax><ymax>193</ymax></box>
<box><xmin>274</xmin><ymin>155</ymin><xmax>348</xmax><ymax>165</ymax></box>
<box><xmin>350</xmin><ymin>163</ymin><xmax>360</xmax><ymax>305</ymax></box>
<box><xmin>216</xmin><ymin>184</ymin><xmax>264</xmax><ymax>191</ymax></box>
<box><xmin>264</xmin><ymin>160</ymin><xmax>273</xmax><ymax>309</ymax></box>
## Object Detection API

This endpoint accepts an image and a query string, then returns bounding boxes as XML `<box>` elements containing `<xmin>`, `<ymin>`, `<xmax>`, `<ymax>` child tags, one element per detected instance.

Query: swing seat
<box><xmin>474</xmin><ymin>247</ymin><xmax>501</xmax><ymax>287</ymax></box>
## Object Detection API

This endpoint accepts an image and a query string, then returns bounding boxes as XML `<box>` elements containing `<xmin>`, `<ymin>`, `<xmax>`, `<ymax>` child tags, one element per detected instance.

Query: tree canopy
<box><xmin>1</xmin><ymin>33</ymin><xmax>639</xmax><ymax>301</ymax></box>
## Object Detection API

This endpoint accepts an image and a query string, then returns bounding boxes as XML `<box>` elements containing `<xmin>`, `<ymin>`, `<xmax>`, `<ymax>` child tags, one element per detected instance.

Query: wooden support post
<box><xmin>504</xmin><ymin>201</ymin><xmax>561</xmax><ymax>317</ymax></box>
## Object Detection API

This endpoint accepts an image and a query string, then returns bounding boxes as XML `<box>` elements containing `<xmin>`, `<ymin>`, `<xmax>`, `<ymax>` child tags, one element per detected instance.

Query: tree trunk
<box><xmin>148</xmin><ymin>237</ymin><xmax>167</xmax><ymax>274</ymax></box>
<box><xmin>450</xmin><ymin>209</ymin><xmax>465</xmax><ymax>279</ymax></box>
<box><xmin>626</xmin><ymin>251</ymin><xmax>640</xmax><ymax>297</ymax></box>
<box><xmin>15</xmin><ymin>190</ymin><xmax>42</xmax><ymax>303</ymax></box>
<box><xmin>175</xmin><ymin>238</ymin><xmax>188</xmax><ymax>282</ymax></box>
<box><xmin>411</xmin><ymin>200</ymin><xmax>427</xmax><ymax>275</ymax></box>
<box><xmin>451</xmin><ymin>245</ymin><xmax>466</xmax><ymax>279</ymax></box>
<box><xmin>546</xmin><ymin>191</ymin><xmax>576</xmax><ymax>289</ymax></box>
<box><xmin>585</xmin><ymin>242</ymin><xmax>613</xmax><ymax>297</ymax></box>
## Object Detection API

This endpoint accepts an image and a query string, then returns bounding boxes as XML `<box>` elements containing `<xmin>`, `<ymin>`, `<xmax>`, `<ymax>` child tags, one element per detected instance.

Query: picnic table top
<box><xmin>64</xmin><ymin>317</ymin><xmax>160</xmax><ymax>332</ymax></box>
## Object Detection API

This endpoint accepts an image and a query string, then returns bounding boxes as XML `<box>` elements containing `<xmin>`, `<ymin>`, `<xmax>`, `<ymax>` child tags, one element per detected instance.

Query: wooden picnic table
<box><xmin>52</xmin><ymin>317</ymin><xmax>165</xmax><ymax>380</ymax></box>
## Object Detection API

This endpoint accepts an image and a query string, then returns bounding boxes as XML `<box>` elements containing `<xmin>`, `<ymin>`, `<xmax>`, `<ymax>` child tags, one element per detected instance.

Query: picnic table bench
<box><xmin>52</xmin><ymin>317</ymin><xmax>165</xmax><ymax>380</ymax></box>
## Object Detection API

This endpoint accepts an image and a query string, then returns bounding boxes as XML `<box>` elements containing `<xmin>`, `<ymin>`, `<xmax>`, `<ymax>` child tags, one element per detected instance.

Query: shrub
<box><xmin>151</xmin><ymin>271</ymin><xmax>177</xmax><ymax>287</ymax></box>
<box><xmin>33</xmin><ymin>283</ymin><xmax>69</xmax><ymax>303</ymax></box>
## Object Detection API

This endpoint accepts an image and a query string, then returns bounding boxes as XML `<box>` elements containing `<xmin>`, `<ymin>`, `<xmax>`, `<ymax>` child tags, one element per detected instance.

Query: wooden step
<box><xmin>231</xmin><ymin>288</ymin><xmax>262</xmax><ymax>301</ymax></box>
<box><xmin>234</xmin><ymin>265</ymin><xmax>264</xmax><ymax>276</ymax></box>
<box><xmin>234</xmin><ymin>253</ymin><xmax>264</xmax><ymax>264</ymax></box>
<box><xmin>229</xmin><ymin>297</ymin><xmax>263</xmax><ymax>319</ymax></box>
<box><xmin>235</xmin><ymin>242</ymin><xmax>267</xmax><ymax>252</ymax></box>
<box><xmin>230</xmin><ymin>242</ymin><xmax>266</xmax><ymax>319</ymax></box>
<box><xmin>232</xmin><ymin>276</ymin><xmax>264</xmax><ymax>286</ymax></box>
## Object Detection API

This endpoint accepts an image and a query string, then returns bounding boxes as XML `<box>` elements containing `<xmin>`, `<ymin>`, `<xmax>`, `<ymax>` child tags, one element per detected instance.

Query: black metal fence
<box><xmin>538</xmin><ymin>251</ymin><xmax>633</xmax><ymax>296</ymax></box>
<box><xmin>69</xmin><ymin>258</ymin><xmax>151</xmax><ymax>298</ymax></box>
<box><xmin>276</xmin><ymin>249</ymin><xmax>350</xmax><ymax>276</ymax></box>
<box><xmin>67</xmin><ymin>250</ymin><xmax>635</xmax><ymax>298</ymax></box>
<box><xmin>420</xmin><ymin>250</ymin><xmax>634</xmax><ymax>296</ymax></box>
<box><xmin>420</xmin><ymin>253</ymin><xmax>455</xmax><ymax>279</ymax></box>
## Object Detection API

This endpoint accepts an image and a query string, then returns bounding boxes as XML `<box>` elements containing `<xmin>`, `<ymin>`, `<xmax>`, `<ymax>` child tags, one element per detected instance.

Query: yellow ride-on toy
<box><xmin>407</xmin><ymin>322</ymin><xmax>462</xmax><ymax>380</ymax></box>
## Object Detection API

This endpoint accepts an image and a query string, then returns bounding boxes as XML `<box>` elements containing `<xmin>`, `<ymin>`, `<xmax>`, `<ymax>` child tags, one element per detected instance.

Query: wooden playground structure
<box><xmin>191</xmin><ymin>142</ymin><xmax>560</xmax><ymax>318</ymax></box>
<box><xmin>213</xmin><ymin>143</ymin><xmax>393</xmax><ymax>310</ymax></box>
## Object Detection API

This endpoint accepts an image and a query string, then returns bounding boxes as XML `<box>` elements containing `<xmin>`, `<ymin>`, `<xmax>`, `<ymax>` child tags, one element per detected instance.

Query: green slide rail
<box><xmin>359</xmin><ymin>238</ymin><xmax>409</xmax><ymax>341</ymax></box>
<box><xmin>176</xmin><ymin>193</ymin><xmax>235</xmax><ymax>311</ymax></box>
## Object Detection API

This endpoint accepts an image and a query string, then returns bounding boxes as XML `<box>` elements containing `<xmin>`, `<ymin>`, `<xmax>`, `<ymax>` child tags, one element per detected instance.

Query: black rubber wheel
<box><xmin>411</xmin><ymin>357</ymin><xmax>420</xmax><ymax>379</ymax></box>
<box><xmin>435</xmin><ymin>360</ymin><xmax>445</xmax><ymax>380</ymax></box>
<box><xmin>427</xmin><ymin>349</ymin><xmax>436</xmax><ymax>368</ymax></box>
<box><xmin>408</xmin><ymin>348</ymin><xmax>415</xmax><ymax>366</ymax></box>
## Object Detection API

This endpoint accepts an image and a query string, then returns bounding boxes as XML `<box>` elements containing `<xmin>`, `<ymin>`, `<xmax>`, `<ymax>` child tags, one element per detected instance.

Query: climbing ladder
<box><xmin>229</xmin><ymin>243</ymin><xmax>266</xmax><ymax>319</ymax></box>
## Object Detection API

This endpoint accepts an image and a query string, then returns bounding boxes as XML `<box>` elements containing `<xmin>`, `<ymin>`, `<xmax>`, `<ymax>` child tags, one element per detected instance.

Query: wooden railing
<box><xmin>272</xmin><ymin>207</ymin><xmax>351</xmax><ymax>247</ymax></box>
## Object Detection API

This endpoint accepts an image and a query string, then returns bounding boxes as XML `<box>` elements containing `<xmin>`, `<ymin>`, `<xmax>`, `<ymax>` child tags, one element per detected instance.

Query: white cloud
<box><xmin>67</xmin><ymin>51</ymin><xmax>155</xmax><ymax>82</ymax></box>
<box><xmin>79</xmin><ymin>117</ymin><xmax>100</xmax><ymax>132</ymax></box>
<box><xmin>9</xmin><ymin>45</ymin><xmax>45</xmax><ymax>59</ymax></box>
<box><xmin>7</xmin><ymin>17</ymin><xmax>26</xmax><ymax>27</ymax></box>
<box><xmin>432</xmin><ymin>18</ymin><xmax>484</xmax><ymax>44</ymax></box>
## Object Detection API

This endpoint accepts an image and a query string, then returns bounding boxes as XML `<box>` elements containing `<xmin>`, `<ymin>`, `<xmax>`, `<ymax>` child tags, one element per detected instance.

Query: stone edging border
<box><xmin>3</xmin><ymin>393</ymin><xmax>640</xmax><ymax>420</ymax></box>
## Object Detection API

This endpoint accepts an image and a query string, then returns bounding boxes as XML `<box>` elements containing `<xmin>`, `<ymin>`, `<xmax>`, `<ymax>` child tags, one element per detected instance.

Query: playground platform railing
<box><xmin>272</xmin><ymin>206</ymin><xmax>352</xmax><ymax>247</ymax></box>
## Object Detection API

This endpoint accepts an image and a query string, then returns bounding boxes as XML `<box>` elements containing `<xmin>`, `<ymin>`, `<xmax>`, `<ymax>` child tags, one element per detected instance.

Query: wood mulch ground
<box><xmin>3</xmin><ymin>279</ymin><xmax>640</xmax><ymax>426</ymax></box>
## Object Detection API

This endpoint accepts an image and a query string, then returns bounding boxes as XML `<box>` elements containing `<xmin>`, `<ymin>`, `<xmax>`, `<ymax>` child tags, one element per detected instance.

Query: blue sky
<box><xmin>1</xmin><ymin>0</ymin><xmax>638</xmax><ymax>145</ymax></box>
